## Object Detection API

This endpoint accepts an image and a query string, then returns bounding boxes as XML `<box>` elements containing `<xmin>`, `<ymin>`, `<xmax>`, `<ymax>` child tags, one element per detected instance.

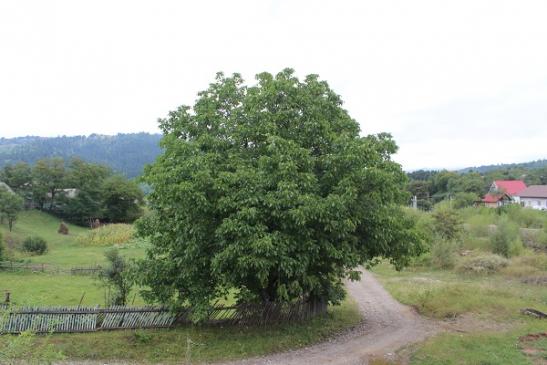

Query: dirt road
<box><xmin>59</xmin><ymin>271</ymin><xmax>438</xmax><ymax>365</ymax></box>
<box><xmin>216</xmin><ymin>271</ymin><xmax>438</xmax><ymax>365</ymax></box>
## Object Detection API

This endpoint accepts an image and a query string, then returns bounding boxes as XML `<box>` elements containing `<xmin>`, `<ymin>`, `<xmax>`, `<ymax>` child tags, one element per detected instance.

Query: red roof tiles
<box><xmin>494</xmin><ymin>180</ymin><xmax>527</xmax><ymax>196</ymax></box>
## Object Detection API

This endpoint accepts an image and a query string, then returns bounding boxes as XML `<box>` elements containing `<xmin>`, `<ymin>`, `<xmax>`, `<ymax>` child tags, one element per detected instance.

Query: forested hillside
<box><xmin>0</xmin><ymin>133</ymin><xmax>161</xmax><ymax>178</ymax></box>
<box><xmin>458</xmin><ymin>159</ymin><xmax>547</xmax><ymax>173</ymax></box>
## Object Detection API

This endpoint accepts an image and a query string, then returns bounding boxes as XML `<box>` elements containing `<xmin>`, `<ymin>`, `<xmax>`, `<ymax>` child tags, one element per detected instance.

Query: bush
<box><xmin>452</xmin><ymin>192</ymin><xmax>479</xmax><ymax>209</ymax></box>
<box><xmin>457</xmin><ymin>254</ymin><xmax>509</xmax><ymax>274</ymax></box>
<box><xmin>430</xmin><ymin>240</ymin><xmax>458</xmax><ymax>269</ymax></box>
<box><xmin>21</xmin><ymin>236</ymin><xmax>48</xmax><ymax>255</ymax></box>
<box><xmin>491</xmin><ymin>217</ymin><xmax>522</xmax><ymax>258</ymax></box>
<box><xmin>464</xmin><ymin>211</ymin><xmax>497</xmax><ymax>238</ymax></box>
<box><xmin>502</xmin><ymin>204</ymin><xmax>546</xmax><ymax>229</ymax></box>
<box><xmin>432</xmin><ymin>205</ymin><xmax>463</xmax><ymax>241</ymax></box>
<box><xmin>76</xmin><ymin>224</ymin><xmax>135</xmax><ymax>246</ymax></box>
<box><xmin>520</xmin><ymin>228</ymin><xmax>547</xmax><ymax>250</ymax></box>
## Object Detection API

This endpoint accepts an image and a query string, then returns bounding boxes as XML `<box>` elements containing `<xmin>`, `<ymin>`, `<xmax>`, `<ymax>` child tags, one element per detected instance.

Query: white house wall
<box><xmin>522</xmin><ymin>198</ymin><xmax>547</xmax><ymax>210</ymax></box>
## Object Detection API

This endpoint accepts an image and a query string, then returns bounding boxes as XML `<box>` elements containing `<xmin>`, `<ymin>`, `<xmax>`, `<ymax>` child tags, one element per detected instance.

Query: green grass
<box><xmin>1</xmin><ymin>210</ymin><xmax>146</xmax><ymax>267</ymax></box>
<box><xmin>0</xmin><ymin>271</ymin><xmax>146</xmax><ymax>306</ymax></box>
<box><xmin>410</xmin><ymin>322</ymin><xmax>546</xmax><ymax>365</ymax></box>
<box><xmin>0</xmin><ymin>298</ymin><xmax>361</xmax><ymax>364</ymax></box>
<box><xmin>0</xmin><ymin>210</ymin><xmax>148</xmax><ymax>306</ymax></box>
<box><xmin>372</xmin><ymin>255</ymin><xmax>547</xmax><ymax>365</ymax></box>
<box><xmin>373</xmin><ymin>260</ymin><xmax>547</xmax><ymax>319</ymax></box>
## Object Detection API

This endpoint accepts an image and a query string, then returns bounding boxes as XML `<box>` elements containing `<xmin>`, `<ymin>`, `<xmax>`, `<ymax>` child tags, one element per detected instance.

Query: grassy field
<box><xmin>0</xmin><ymin>210</ymin><xmax>147</xmax><ymax>305</ymax></box>
<box><xmin>372</xmin><ymin>253</ymin><xmax>547</xmax><ymax>365</ymax></box>
<box><xmin>1</xmin><ymin>210</ymin><xmax>146</xmax><ymax>267</ymax></box>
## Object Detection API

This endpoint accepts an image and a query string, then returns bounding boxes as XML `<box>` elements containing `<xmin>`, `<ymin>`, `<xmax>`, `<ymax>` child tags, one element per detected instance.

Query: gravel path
<box><xmin>215</xmin><ymin>270</ymin><xmax>438</xmax><ymax>365</ymax></box>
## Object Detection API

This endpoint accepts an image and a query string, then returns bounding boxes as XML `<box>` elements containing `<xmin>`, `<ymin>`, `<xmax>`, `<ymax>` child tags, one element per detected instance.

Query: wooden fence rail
<box><xmin>0</xmin><ymin>301</ymin><xmax>327</xmax><ymax>334</ymax></box>
<box><xmin>0</xmin><ymin>261</ymin><xmax>102</xmax><ymax>276</ymax></box>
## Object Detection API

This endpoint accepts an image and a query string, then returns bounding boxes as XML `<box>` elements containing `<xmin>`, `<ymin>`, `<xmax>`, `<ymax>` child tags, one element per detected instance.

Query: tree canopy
<box><xmin>137</xmin><ymin>69</ymin><xmax>423</xmax><ymax>319</ymax></box>
<box><xmin>0</xmin><ymin>158</ymin><xmax>143</xmax><ymax>226</ymax></box>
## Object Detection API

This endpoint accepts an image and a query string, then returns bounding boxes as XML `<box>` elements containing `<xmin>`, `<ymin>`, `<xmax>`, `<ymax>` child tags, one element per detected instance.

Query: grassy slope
<box><xmin>0</xmin><ymin>210</ymin><xmax>147</xmax><ymax>305</ymax></box>
<box><xmin>372</xmin><ymin>259</ymin><xmax>547</xmax><ymax>365</ymax></box>
<box><xmin>1</xmin><ymin>210</ymin><xmax>145</xmax><ymax>267</ymax></box>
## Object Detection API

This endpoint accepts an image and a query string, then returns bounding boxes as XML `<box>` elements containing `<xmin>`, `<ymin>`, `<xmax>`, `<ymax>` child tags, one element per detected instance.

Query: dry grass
<box><xmin>76</xmin><ymin>224</ymin><xmax>135</xmax><ymax>246</ymax></box>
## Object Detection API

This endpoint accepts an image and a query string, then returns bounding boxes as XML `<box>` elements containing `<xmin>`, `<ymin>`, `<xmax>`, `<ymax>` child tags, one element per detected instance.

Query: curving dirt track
<box><xmin>59</xmin><ymin>271</ymin><xmax>439</xmax><ymax>365</ymax></box>
<box><xmin>216</xmin><ymin>270</ymin><xmax>438</xmax><ymax>365</ymax></box>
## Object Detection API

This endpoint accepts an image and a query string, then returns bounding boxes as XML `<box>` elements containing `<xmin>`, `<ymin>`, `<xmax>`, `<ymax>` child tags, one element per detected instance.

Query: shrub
<box><xmin>76</xmin><ymin>224</ymin><xmax>135</xmax><ymax>246</ymax></box>
<box><xmin>452</xmin><ymin>192</ymin><xmax>479</xmax><ymax>209</ymax></box>
<box><xmin>502</xmin><ymin>204</ymin><xmax>546</xmax><ymax>229</ymax></box>
<box><xmin>457</xmin><ymin>254</ymin><xmax>509</xmax><ymax>275</ymax></box>
<box><xmin>520</xmin><ymin>228</ymin><xmax>547</xmax><ymax>250</ymax></box>
<box><xmin>405</xmin><ymin>208</ymin><xmax>435</xmax><ymax>247</ymax></box>
<box><xmin>432</xmin><ymin>206</ymin><xmax>463</xmax><ymax>241</ymax></box>
<box><xmin>464</xmin><ymin>212</ymin><xmax>497</xmax><ymax>238</ymax></box>
<box><xmin>430</xmin><ymin>240</ymin><xmax>458</xmax><ymax>269</ymax></box>
<box><xmin>98</xmin><ymin>249</ymin><xmax>133</xmax><ymax>305</ymax></box>
<box><xmin>21</xmin><ymin>236</ymin><xmax>48</xmax><ymax>255</ymax></box>
<box><xmin>491</xmin><ymin>217</ymin><xmax>522</xmax><ymax>258</ymax></box>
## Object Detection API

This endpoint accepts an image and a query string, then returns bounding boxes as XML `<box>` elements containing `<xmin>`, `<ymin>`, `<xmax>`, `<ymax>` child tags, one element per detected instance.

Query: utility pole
<box><xmin>412</xmin><ymin>195</ymin><xmax>418</xmax><ymax>210</ymax></box>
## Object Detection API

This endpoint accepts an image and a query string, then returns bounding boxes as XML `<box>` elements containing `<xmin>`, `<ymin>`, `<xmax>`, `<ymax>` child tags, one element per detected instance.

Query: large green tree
<box><xmin>32</xmin><ymin>158</ymin><xmax>66</xmax><ymax>210</ymax></box>
<box><xmin>137</xmin><ymin>69</ymin><xmax>422</xmax><ymax>317</ymax></box>
<box><xmin>0</xmin><ymin>162</ymin><xmax>32</xmax><ymax>196</ymax></box>
<box><xmin>101</xmin><ymin>175</ymin><xmax>144</xmax><ymax>223</ymax></box>
<box><xmin>60</xmin><ymin>159</ymin><xmax>112</xmax><ymax>226</ymax></box>
<box><xmin>0</xmin><ymin>187</ymin><xmax>24</xmax><ymax>232</ymax></box>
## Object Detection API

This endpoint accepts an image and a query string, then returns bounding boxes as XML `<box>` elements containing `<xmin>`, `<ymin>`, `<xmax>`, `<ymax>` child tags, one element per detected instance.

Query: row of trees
<box><xmin>0</xmin><ymin>158</ymin><xmax>144</xmax><ymax>226</ymax></box>
<box><xmin>407</xmin><ymin>166</ymin><xmax>547</xmax><ymax>210</ymax></box>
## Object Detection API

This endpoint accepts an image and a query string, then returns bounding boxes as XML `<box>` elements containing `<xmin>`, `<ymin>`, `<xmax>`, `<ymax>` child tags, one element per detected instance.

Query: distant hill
<box><xmin>458</xmin><ymin>159</ymin><xmax>547</xmax><ymax>174</ymax></box>
<box><xmin>0</xmin><ymin>133</ymin><xmax>162</xmax><ymax>178</ymax></box>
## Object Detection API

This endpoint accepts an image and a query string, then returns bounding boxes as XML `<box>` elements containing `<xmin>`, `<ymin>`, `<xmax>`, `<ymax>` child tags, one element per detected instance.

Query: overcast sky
<box><xmin>1</xmin><ymin>0</ymin><xmax>546</xmax><ymax>170</ymax></box>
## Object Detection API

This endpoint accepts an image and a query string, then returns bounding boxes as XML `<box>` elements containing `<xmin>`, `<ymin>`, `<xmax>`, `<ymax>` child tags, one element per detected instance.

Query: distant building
<box><xmin>481</xmin><ymin>192</ymin><xmax>513</xmax><ymax>208</ymax></box>
<box><xmin>518</xmin><ymin>185</ymin><xmax>547</xmax><ymax>210</ymax></box>
<box><xmin>481</xmin><ymin>180</ymin><xmax>527</xmax><ymax>207</ymax></box>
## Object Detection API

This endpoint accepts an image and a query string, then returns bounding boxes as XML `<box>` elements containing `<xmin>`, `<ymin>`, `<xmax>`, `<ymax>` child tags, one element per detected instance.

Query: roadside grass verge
<box><xmin>410</xmin><ymin>320</ymin><xmax>546</xmax><ymax>365</ymax></box>
<box><xmin>0</xmin><ymin>299</ymin><xmax>361</xmax><ymax>364</ymax></box>
<box><xmin>372</xmin><ymin>256</ymin><xmax>547</xmax><ymax>365</ymax></box>
<box><xmin>373</xmin><ymin>260</ymin><xmax>547</xmax><ymax>320</ymax></box>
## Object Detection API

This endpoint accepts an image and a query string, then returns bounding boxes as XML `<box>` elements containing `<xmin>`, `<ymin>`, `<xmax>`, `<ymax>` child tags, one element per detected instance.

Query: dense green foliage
<box><xmin>491</xmin><ymin>217</ymin><xmax>522</xmax><ymax>258</ymax></box>
<box><xmin>138</xmin><ymin>69</ymin><xmax>422</xmax><ymax>318</ymax></box>
<box><xmin>0</xmin><ymin>133</ymin><xmax>162</xmax><ymax>178</ymax></box>
<box><xmin>0</xmin><ymin>187</ymin><xmax>24</xmax><ymax>231</ymax></box>
<box><xmin>0</xmin><ymin>158</ymin><xmax>144</xmax><ymax>226</ymax></box>
<box><xmin>22</xmin><ymin>236</ymin><xmax>48</xmax><ymax>255</ymax></box>
<box><xmin>99</xmin><ymin>249</ymin><xmax>132</xmax><ymax>305</ymax></box>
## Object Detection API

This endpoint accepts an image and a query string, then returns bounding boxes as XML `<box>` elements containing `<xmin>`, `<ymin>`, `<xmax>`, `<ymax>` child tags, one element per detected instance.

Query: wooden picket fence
<box><xmin>0</xmin><ymin>300</ymin><xmax>327</xmax><ymax>334</ymax></box>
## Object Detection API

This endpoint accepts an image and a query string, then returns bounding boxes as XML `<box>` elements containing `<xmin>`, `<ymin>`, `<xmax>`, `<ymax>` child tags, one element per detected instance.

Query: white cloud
<box><xmin>1</xmin><ymin>0</ymin><xmax>546</xmax><ymax>170</ymax></box>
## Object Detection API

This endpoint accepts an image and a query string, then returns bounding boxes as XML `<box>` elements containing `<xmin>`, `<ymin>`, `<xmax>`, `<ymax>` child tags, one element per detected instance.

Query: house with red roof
<box><xmin>481</xmin><ymin>180</ymin><xmax>527</xmax><ymax>207</ymax></box>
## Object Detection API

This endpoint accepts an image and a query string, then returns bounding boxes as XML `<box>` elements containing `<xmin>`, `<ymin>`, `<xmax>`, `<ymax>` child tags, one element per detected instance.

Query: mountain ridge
<box><xmin>0</xmin><ymin>133</ymin><xmax>162</xmax><ymax>178</ymax></box>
